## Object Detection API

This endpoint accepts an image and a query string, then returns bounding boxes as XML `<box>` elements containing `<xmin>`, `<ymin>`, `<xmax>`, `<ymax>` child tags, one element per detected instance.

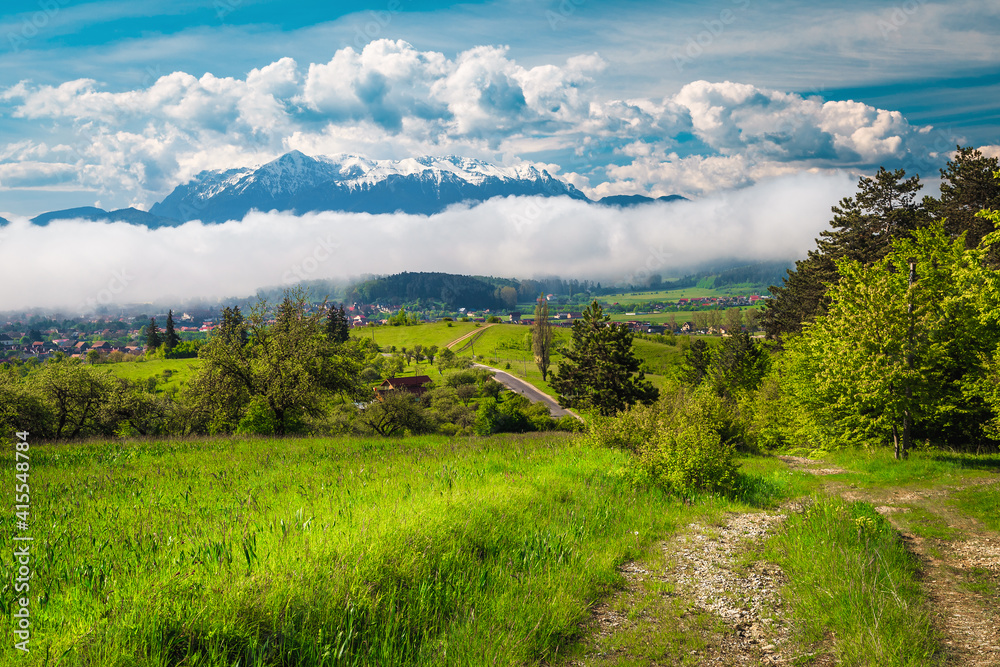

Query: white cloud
<box><xmin>674</xmin><ymin>80</ymin><xmax>918</xmax><ymax>163</ymax></box>
<box><xmin>0</xmin><ymin>43</ymin><xmax>949</xmax><ymax>209</ymax></box>
<box><xmin>0</xmin><ymin>171</ymin><xmax>856</xmax><ymax>311</ymax></box>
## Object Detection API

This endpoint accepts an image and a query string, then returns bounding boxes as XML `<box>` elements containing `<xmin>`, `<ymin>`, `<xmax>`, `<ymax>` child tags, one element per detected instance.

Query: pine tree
<box><xmin>326</xmin><ymin>305</ymin><xmax>350</xmax><ymax>343</ymax></box>
<box><xmin>926</xmin><ymin>145</ymin><xmax>1000</xmax><ymax>259</ymax></box>
<box><xmin>763</xmin><ymin>167</ymin><xmax>926</xmax><ymax>340</ymax></box>
<box><xmin>145</xmin><ymin>318</ymin><xmax>162</xmax><ymax>350</ymax></box>
<box><xmin>164</xmin><ymin>310</ymin><xmax>181</xmax><ymax>351</ymax></box>
<box><xmin>551</xmin><ymin>301</ymin><xmax>658</xmax><ymax>416</ymax></box>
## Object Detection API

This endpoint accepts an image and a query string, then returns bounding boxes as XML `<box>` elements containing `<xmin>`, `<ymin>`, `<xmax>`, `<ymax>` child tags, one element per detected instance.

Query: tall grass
<box><xmin>1</xmin><ymin>433</ymin><xmax>734</xmax><ymax>666</ymax></box>
<box><xmin>765</xmin><ymin>496</ymin><xmax>941</xmax><ymax>666</ymax></box>
<box><xmin>952</xmin><ymin>482</ymin><xmax>1000</xmax><ymax>531</ymax></box>
<box><xmin>816</xmin><ymin>448</ymin><xmax>1000</xmax><ymax>488</ymax></box>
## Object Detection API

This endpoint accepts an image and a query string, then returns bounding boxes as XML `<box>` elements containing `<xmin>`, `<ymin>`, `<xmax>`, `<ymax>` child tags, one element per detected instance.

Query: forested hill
<box><xmin>345</xmin><ymin>272</ymin><xmax>508</xmax><ymax>309</ymax></box>
<box><xmin>713</xmin><ymin>261</ymin><xmax>795</xmax><ymax>288</ymax></box>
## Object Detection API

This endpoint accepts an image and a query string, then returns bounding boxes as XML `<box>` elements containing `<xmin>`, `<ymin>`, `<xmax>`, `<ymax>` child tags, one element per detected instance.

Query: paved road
<box><xmin>472</xmin><ymin>363</ymin><xmax>581</xmax><ymax>421</ymax></box>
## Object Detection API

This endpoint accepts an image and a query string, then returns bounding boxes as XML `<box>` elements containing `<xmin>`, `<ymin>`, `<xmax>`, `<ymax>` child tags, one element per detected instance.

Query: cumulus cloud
<box><xmin>0</xmin><ymin>41</ymin><xmax>612</xmax><ymax>204</ymax></box>
<box><xmin>0</xmin><ymin>171</ymin><xmax>855</xmax><ymax>311</ymax></box>
<box><xmin>0</xmin><ymin>41</ymin><xmax>943</xmax><ymax>209</ymax></box>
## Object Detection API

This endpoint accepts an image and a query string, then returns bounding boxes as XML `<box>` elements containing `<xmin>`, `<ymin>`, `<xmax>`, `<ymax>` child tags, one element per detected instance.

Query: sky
<box><xmin>0</xmin><ymin>0</ymin><xmax>997</xmax><ymax>310</ymax></box>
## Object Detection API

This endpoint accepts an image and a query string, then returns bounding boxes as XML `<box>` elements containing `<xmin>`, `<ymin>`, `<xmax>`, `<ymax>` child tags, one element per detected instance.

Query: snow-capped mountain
<box><xmin>149</xmin><ymin>151</ymin><xmax>591</xmax><ymax>222</ymax></box>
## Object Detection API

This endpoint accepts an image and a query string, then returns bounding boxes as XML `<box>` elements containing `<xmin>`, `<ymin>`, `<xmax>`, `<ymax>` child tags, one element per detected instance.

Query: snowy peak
<box><xmin>150</xmin><ymin>151</ymin><xmax>588</xmax><ymax>222</ymax></box>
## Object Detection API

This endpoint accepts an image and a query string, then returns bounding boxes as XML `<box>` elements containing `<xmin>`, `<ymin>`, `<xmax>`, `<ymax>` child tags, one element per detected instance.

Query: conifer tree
<box><xmin>926</xmin><ymin>145</ymin><xmax>1000</xmax><ymax>260</ymax></box>
<box><xmin>551</xmin><ymin>301</ymin><xmax>658</xmax><ymax>416</ymax></box>
<box><xmin>164</xmin><ymin>310</ymin><xmax>181</xmax><ymax>351</ymax></box>
<box><xmin>145</xmin><ymin>318</ymin><xmax>162</xmax><ymax>350</ymax></box>
<box><xmin>326</xmin><ymin>304</ymin><xmax>350</xmax><ymax>343</ymax></box>
<box><xmin>764</xmin><ymin>167</ymin><xmax>926</xmax><ymax>340</ymax></box>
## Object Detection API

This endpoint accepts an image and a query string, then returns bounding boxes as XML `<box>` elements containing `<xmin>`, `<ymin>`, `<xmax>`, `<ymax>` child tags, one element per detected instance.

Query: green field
<box><xmin>6</xmin><ymin>433</ymin><xmax>990</xmax><ymax>665</ymax></box>
<box><xmin>451</xmin><ymin>324</ymin><xmax>571</xmax><ymax>396</ymax></box>
<box><xmin>607</xmin><ymin>306</ymin><xmax>763</xmax><ymax>325</ymax></box>
<box><xmin>371</xmin><ymin>322</ymin><xmax>697</xmax><ymax>399</ymax></box>
<box><xmin>597</xmin><ymin>286</ymin><xmax>765</xmax><ymax>305</ymax></box>
<box><xmin>0</xmin><ymin>433</ymin><xmax>747</xmax><ymax>666</ymax></box>
<box><xmin>104</xmin><ymin>358</ymin><xmax>203</xmax><ymax>393</ymax></box>
<box><xmin>349</xmin><ymin>321</ymin><xmax>480</xmax><ymax>350</ymax></box>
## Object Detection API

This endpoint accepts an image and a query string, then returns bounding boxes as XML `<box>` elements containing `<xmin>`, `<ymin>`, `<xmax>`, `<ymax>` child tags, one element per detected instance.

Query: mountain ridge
<box><xmin>26</xmin><ymin>151</ymin><xmax>688</xmax><ymax>227</ymax></box>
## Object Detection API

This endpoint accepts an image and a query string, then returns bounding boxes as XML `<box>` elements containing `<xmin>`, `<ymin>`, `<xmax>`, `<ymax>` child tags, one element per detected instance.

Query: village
<box><xmin>0</xmin><ymin>292</ymin><xmax>768</xmax><ymax>364</ymax></box>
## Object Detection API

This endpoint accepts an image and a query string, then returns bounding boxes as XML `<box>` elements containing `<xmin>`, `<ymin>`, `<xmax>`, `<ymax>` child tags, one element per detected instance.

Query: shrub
<box><xmin>236</xmin><ymin>398</ymin><xmax>277</xmax><ymax>435</ymax></box>
<box><xmin>625</xmin><ymin>423</ymin><xmax>738</xmax><ymax>496</ymax></box>
<box><xmin>556</xmin><ymin>415</ymin><xmax>585</xmax><ymax>432</ymax></box>
<box><xmin>589</xmin><ymin>384</ymin><xmax>740</xmax><ymax>495</ymax></box>
<box><xmin>586</xmin><ymin>404</ymin><xmax>660</xmax><ymax>453</ymax></box>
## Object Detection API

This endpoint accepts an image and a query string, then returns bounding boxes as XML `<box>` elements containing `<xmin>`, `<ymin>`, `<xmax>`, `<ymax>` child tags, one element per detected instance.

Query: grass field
<box><xmin>1</xmin><ymin>433</ymin><xmax>765</xmax><ymax>666</ymax></box>
<box><xmin>596</xmin><ymin>285</ymin><xmax>766</xmax><ymax>305</ymax></box>
<box><xmin>376</xmin><ymin>323</ymin><xmax>700</xmax><ymax>399</ymax></box>
<box><xmin>349</xmin><ymin>321</ymin><xmax>481</xmax><ymax>350</ymax></box>
<box><xmin>607</xmin><ymin>307</ymin><xmax>763</xmax><ymax>325</ymax></box>
<box><xmin>450</xmin><ymin>324</ymin><xmax>571</xmax><ymax>396</ymax></box>
<box><xmin>6</xmin><ymin>430</ymin><xmax>997</xmax><ymax>664</ymax></box>
<box><xmin>103</xmin><ymin>358</ymin><xmax>203</xmax><ymax>393</ymax></box>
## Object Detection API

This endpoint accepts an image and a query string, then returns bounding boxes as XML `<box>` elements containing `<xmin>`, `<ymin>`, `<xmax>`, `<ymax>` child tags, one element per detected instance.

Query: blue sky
<box><xmin>1</xmin><ymin>0</ymin><xmax>997</xmax><ymax>217</ymax></box>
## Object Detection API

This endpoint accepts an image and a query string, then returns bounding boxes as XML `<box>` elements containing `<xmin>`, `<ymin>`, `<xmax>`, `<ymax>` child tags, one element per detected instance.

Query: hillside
<box><xmin>346</xmin><ymin>272</ymin><xmax>509</xmax><ymax>310</ymax></box>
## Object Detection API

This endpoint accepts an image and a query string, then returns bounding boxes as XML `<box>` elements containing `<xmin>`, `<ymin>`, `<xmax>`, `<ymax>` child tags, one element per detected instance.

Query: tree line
<box><xmin>0</xmin><ymin>291</ymin><xmax>579</xmax><ymax>441</ymax></box>
<box><xmin>578</xmin><ymin>147</ymin><xmax>1000</xmax><ymax>494</ymax></box>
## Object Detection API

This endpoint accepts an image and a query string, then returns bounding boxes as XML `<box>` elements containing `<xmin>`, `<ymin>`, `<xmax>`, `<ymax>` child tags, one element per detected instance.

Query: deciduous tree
<box><xmin>532</xmin><ymin>295</ymin><xmax>554</xmax><ymax>381</ymax></box>
<box><xmin>783</xmin><ymin>221</ymin><xmax>1000</xmax><ymax>456</ymax></box>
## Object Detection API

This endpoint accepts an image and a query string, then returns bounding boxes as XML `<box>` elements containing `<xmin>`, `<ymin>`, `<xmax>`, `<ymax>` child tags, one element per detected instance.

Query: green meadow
<box><xmin>104</xmin><ymin>358</ymin><xmax>204</xmax><ymax>393</ymax></box>
<box><xmin>0</xmin><ymin>433</ymin><xmax>787</xmax><ymax>666</ymax></box>
<box><xmin>349</xmin><ymin>321</ymin><xmax>481</xmax><ymax>351</ymax></box>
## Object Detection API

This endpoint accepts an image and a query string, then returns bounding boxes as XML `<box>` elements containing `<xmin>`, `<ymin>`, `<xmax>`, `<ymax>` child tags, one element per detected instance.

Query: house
<box><xmin>90</xmin><ymin>341</ymin><xmax>112</xmax><ymax>351</ymax></box>
<box><xmin>375</xmin><ymin>375</ymin><xmax>433</xmax><ymax>398</ymax></box>
<box><xmin>508</xmin><ymin>312</ymin><xmax>521</xmax><ymax>323</ymax></box>
<box><xmin>680</xmin><ymin>321</ymin><xmax>694</xmax><ymax>333</ymax></box>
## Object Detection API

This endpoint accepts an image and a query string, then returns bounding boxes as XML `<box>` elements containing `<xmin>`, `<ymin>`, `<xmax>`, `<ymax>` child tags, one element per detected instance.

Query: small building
<box><xmin>508</xmin><ymin>312</ymin><xmax>521</xmax><ymax>323</ymax></box>
<box><xmin>375</xmin><ymin>375</ymin><xmax>433</xmax><ymax>398</ymax></box>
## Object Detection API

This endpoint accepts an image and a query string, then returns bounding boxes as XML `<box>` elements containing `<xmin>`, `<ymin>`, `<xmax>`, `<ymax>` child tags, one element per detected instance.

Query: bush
<box><xmin>556</xmin><ymin>415</ymin><xmax>585</xmax><ymax>432</ymax></box>
<box><xmin>586</xmin><ymin>404</ymin><xmax>660</xmax><ymax>453</ymax></box>
<box><xmin>236</xmin><ymin>398</ymin><xmax>277</xmax><ymax>436</ymax></box>
<box><xmin>625</xmin><ymin>423</ymin><xmax>738</xmax><ymax>496</ymax></box>
<box><xmin>590</xmin><ymin>385</ymin><xmax>740</xmax><ymax>495</ymax></box>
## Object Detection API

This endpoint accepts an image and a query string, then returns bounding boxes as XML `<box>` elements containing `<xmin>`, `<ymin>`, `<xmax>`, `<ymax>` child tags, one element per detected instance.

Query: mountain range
<box><xmin>10</xmin><ymin>151</ymin><xmax>687</xmax><ymax>227</ymax></box>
